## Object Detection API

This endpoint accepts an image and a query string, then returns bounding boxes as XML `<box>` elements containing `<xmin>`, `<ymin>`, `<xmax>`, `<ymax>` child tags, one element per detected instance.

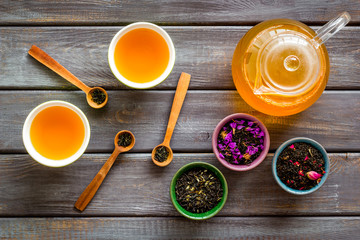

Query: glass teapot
<box><xmin>232</xmin><ymin>12</ymin><xmax>351</xmax><ymax>116</ymax></box>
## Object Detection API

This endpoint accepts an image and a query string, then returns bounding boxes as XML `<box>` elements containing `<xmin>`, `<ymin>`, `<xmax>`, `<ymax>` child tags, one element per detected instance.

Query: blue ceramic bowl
<box><xmin>272</xmin><ymin>137</ymin><xmax>330</xmax><ymax>195</ymax></box>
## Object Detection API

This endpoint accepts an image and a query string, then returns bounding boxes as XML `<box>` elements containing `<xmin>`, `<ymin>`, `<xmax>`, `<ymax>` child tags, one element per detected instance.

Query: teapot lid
<box><xmin>254</xmin><ymin>31</ymin><xmax>321</xmax><ymax>96</ymax></box>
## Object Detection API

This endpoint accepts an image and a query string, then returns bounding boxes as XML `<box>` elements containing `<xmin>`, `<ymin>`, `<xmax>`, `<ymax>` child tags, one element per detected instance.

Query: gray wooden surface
<box><xmin>1</xmin><ymin>0</ymin><xmax>359</xmax><ymax>239</ymax></box>
<box><xmin>1</xmin><ymin>0</ymin><xmax>359</xmax><ymax>25</ymax></box>
<box><xmin>1</xmin><ymin>217</ymin><xmax>360</xmax><ymax>239</ymax></box>
<box><xmin>1</xmin><ymin>91</ymin><xmax>359</xmax><ymax>153</ymax></box>
<box><xmin>0</xmin><ymin>153</ymin><xmax>359</xmax><ymax>217</ymax></box>
<box><xmin>1</xmin><ymin>27</ymin><xmax>359</xmax><ymax>90</ymax></box>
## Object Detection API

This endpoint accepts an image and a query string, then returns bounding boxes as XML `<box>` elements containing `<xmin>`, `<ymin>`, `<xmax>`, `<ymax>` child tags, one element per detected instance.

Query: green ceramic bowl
<box><xmin>170</xmin><ymin>162</ymin><xmax>228</xmax><ymax>220</ymax></box>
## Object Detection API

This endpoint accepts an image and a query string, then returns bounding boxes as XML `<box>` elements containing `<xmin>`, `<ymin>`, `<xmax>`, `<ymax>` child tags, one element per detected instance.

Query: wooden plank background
<box><xmin>1</xmin><ymin>0</ymin><xmax>359</xmax><ymax>238</ymax></box>
<box><xmin>1</xmin><ymin>0</ymin><xmax>359</xmax><ymax>25</ymax></box>
<box><xmin>0</xmin><ymin>27</ymin><xmax>359</xmax><ymax>90</ymax></box>
<box><xmin>0</xmin><ymin>91</ymin><xmax>359</xmax><ymax>153</ymax></box>
<box><xmin>1</xmin><ymin>217</ymin><xmax>360</xmax><ymax>239</ymax></box>
<box><xmin>0</xmin><ymin>153</ymin><xmax>359</xmax><ymax>217</ymax></box>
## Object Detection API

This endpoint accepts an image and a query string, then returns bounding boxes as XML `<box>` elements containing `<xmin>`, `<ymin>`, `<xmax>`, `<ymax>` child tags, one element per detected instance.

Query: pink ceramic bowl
<box><xmin>212</xmin><ymin>113</ymin><xmax>270</xmax><ymax>171</ymax></box>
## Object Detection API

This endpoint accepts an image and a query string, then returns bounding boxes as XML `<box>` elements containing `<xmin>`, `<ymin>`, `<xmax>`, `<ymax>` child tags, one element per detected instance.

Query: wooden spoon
<box><xmin>152</xmin><ymin>72</ymin><xmax>191</xmax><ymax>167</ymax></box>
<box><xmin>28</xmin><ymin>45</ymin><xmax>108</xmax><ymax>109</ymax></box>
<box><xmin>74</xmin><ymin>130</ymin><xmax>135</xmax><ymax>212</ymax></box>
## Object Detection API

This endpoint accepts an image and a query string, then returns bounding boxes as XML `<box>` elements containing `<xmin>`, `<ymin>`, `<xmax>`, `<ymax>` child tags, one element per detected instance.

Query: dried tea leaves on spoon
<box><xmin>154</xmin><ymin>146</ymin><xmax>169</xmax><ymax>162</ymax></box>
<box><xmin>217</xmin><ymin>118</ymin><xmax>265</xmax><ymax>165</ymax></box>
<box><xmin>90</xmin><ymin>89</ymin><xmax>106</xmax><ymax>105</ymax></box>
<box><xmin>117</xmin><ymin>132</ymin><xmax>133</xmax><ymax>147</ymax></box>
<box><xmin>276</xmin><ymin>142</ymin><xmax>325</xmax><ymax>190</ymax></box>
<box><xmin>175</xmin><ymin>167</ymin><xmax>223</xmax><ymax>214</ymax></box>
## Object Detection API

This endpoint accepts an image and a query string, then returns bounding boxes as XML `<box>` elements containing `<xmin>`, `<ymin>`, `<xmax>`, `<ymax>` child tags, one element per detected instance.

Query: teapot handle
<box><xmin>312</xmin><ymin>12</ymin><xmax>351</xmax><ymax>48</ymax></box>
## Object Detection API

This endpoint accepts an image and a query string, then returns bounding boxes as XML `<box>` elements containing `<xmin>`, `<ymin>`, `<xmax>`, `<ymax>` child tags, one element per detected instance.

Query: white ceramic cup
<box><xmin>22</xmin><ymin>100</ymin><xmax>91</xmax><ymax>167</ymax></box>
<box><xmin>108</xmin><ymin>22</ymin><xmax>176</xmax><ymax>89</ymax></box>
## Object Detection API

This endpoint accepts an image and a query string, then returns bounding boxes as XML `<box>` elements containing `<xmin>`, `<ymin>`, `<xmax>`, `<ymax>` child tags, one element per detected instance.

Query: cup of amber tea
<box><xmin>108</xmin><ymin>22</ymin><xmax>176</xmax><ymax>89</ymax></box>
<box><xmin>22</xmin><ymin>101</ymin><xmax>90</xmax><ymax>167</ymax></box>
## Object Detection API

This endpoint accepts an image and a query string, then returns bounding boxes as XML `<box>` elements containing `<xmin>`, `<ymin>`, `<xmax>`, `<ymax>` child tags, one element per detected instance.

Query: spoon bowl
<box><xmin>86</xmin><ymin>87</ymin><xmax>109</xmax><ymax>109</ymax></box>
<box><xmin>152</xmin><ymin>143</ymin><xmax>173</xmax><ymax>167</ymax></box>
<box><xmin>29</xmin><ymin>45</ymin><xmax>109</xmax><ymax>109</ymax></box>
<box><xmin>115</xmin><ymin>130</ymin><xmax>136</xmax><ymax>152</ymax></box>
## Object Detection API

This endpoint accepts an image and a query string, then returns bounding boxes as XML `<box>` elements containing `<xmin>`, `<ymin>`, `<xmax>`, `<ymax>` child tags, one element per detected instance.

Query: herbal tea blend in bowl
<box><xmin>272</xmin><ymin>137</ymin><xmax>330</xmax><ymax>195</ymax></box>
<box><xmin>212</xmin><ymin>113</ymin><xmax>270</xmax><ymax>171</ymax></box>
<box><xmin>170</xmin><ymin>162</ymin><xmax>228</xmax><ymax>220</ymax></box>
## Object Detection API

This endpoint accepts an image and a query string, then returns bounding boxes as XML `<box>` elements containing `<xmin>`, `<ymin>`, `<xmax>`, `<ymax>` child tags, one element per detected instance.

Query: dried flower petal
<box><xmin>218</xmin><ymin>144</ymin><xmax>225</xmax><ymax>151</ymax></box>
<box><xmin>290</xmin><ymin>144</ymin><xmax>295</xmax><ymax>149</ymax></box>
<box><xmin>304</xmin><ymin>156</ymin><xmax>309</xmax><ymax>161</ymax></box>
<box><xmin>219</xmin><ymin>153</ymin><xmax>225</xmax><ymax>159</ymax></box>
<box><xmin>235</xmin><ymin>119</ymin><xmax>245</xmax><ymax>125</ymax></box>
<box><xmin>306</xmin><ymin>171</ymin><xmax>322</xmax><ymax>180</ymax></box>
<box><xmin>224</xmin><ymin>132</ymin><xmax>232</xmax><ymax>141</ymax></box>
<box><xmin>246</xmin><ymin>146</ymin><xmax>258</xmax><ymax>155</ymax></box>
<box><xmin>230</xmin><ymin>122</ymin><xmax>237</xmax><ymax>129</ymax></box>
<box><xmin>258</xmin><ymin>131</ymin><xmax>265</xmax><ymax>138</ymax></box>
<box><xmin>298</xmin><ymin>170</ymin><xmax>304</xmax><ymax>176</ymax></box>
<box><xmin>248</xmin><ymin>121</ymin><xmax>254</xmax><ymax>127</ymax></box>
<box><xmin>229</xmin><ymin>142</ymin><xmax>237</xmax><ymax>149</ymax></box>
<box><xmin>237</xmin><ymin>125</ymin><xmax>245</xmax><ymax>130</ymax></box>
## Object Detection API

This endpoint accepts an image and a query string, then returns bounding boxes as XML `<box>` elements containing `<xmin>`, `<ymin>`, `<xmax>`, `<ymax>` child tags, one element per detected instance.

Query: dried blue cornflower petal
<box><xmin>248</xmin><ymin>121</ymin><xmax>254</xmax><ymax>127</ymax></box>
<box><xmin>219</xmin><ymin>153</ymin><xmax>225</xmax><ymax>159</ymax></box>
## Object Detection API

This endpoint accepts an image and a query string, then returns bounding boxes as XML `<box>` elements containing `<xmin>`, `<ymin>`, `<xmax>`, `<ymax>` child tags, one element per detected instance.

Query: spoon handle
<box><xmin>163</xmin><ymin>72</ymin><xmax>191</xmax><ymax>146</ymax></box>
<box><xmin>28</xmin><ymin>45</ymin><xmax>91</xmax><ymax>93</ymax></box>
<box><xmin>74</xmin><ymin>148</ymin><xmax>121</xmax><ymax>212</ymax></box>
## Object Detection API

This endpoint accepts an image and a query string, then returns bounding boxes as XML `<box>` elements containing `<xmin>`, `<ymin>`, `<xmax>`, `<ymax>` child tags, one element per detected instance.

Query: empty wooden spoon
<box><xmin>28</xmin><ymin>45</ymin><xmax>108</xmax><ymax>109</ymax></box>
<box><xmin>74</xmin><ymin>130</ymin><xmax>135</xmax><ymax>212</ymax></box>
<box><xmin>152</xmin><ymin>72</ymin><xmax>191</xmax><ymax>167</ymax></box>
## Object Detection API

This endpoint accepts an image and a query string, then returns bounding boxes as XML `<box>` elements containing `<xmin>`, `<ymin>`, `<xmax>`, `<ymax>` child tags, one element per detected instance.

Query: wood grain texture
<box><xmin>0</xmin><ymin>153</ymin><xmax>359</xmax><ymax>216</ymax></box>
<box><xmin>0</xmin><ymin>0</ymin><xmax>359</xmax><ymax>25</ymax></box>
<box><xmin>0</xmin><ymin>90</ymin><xmax>359</xmax><ymax>153</ymax></box>
<box><xmin>0</xmin><ymin>27</ymin><xmax>359</xmax><ymax>90</ymax></box>
<box><xmin>1</xmin><ymin>217</ymin><xmax>360</xmax><ymax>239</ymax></box>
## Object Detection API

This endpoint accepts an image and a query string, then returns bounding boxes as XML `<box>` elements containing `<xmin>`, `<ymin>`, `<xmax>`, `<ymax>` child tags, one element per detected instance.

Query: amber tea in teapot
<box><xmin>232</xmin><ymin>12</ymin><xmax>351</xmax><ymax>116</ymax></box>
